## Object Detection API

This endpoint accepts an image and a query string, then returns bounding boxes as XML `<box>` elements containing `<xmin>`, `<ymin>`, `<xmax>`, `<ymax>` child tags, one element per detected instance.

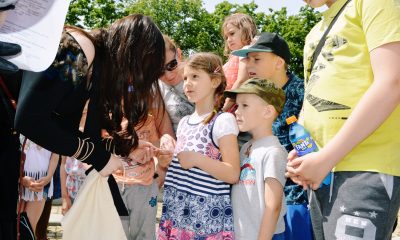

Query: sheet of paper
<box><xmin>0</xmin><ymin>0</ymin><xmax>70</xmax><ymax>72</ymax></box>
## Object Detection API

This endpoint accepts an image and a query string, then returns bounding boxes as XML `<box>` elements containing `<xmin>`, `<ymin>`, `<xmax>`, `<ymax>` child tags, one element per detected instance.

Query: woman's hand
<box><xmin>99</xmin><ymin>154</ymin><xmax>123</xmax><ymax>177</ymax></box>
<box><xmin>177</xmin><ymin>151</ymin><xmax>199</xmax><ymax>169</ymax></box>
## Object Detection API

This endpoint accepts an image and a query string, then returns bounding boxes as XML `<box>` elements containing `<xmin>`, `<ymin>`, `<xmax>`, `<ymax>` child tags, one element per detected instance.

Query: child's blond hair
<box><xmin>222</xmin><ymin>13</ymin><xmax>257</xmax><ymax>56</ymax></box>
<box><xmin>185</xmin><ymin>52</ymin><xmax>227</xmax><ymax>123</ymax></box>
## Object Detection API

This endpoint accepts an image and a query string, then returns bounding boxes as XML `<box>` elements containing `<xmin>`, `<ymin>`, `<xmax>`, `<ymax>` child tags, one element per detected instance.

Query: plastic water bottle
<box><xmin>286</xmin><ymin>115</ymin><xmax>331</xmax><ymax>187</ymax></box>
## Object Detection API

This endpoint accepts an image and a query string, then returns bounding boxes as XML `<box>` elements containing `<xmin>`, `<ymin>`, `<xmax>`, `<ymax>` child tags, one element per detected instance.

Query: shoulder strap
<box><xmin>309</xmin><ymin>0</ymin><xmax>352</xmax><ymax>74</ymax></box>
<box><xmin>209</xmin><ymin>111</ymin><xmax>224</xmax><ymax>149</ymax></box>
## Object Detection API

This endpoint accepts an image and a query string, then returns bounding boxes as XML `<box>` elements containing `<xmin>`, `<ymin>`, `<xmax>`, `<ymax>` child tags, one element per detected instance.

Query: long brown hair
<box><xmin>91</xmin><ymin>14</ymin><xmax>165</xmax><ymax>156</ymax></box>
<box><xmin>185</xmin><ymin>52</ymin><xmax>226</xmax><ymax>124</ymax></box>
<box><xmin>222</xmin><ymin>13</ymin><xmax>257</xmax><ymax>56</ymax></box>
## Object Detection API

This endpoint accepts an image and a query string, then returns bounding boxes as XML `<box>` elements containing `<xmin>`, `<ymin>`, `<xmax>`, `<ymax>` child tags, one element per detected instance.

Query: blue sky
<box><xmin>203</xmin><ymin>0</ymin><xmax>323</xmax><ymax>15</ymax></box>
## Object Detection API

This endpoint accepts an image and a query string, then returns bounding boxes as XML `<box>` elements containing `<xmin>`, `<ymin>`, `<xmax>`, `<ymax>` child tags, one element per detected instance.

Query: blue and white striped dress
<box><xmin>158</xmin><ymin>114</ymin><xmax>235</xmax><ymax>240</ymax></box>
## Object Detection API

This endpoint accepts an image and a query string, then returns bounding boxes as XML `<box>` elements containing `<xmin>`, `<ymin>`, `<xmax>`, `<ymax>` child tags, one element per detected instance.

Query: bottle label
<box><xmin>292</xmin><ymin>136</ymin><xmax>318</xmax><ymax>156</ymax></box>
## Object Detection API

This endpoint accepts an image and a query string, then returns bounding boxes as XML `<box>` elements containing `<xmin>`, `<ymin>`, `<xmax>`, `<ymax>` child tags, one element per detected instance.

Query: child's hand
<box><xmin>285</xmin><ymin>149</ymin><xmax>309</xmax><ymax>189</ymax></box>
<box><xmin>177</xmin><ymin>151</ymin><xmax>199</xmax><ymax>169</ymax></box>
<box><xmin>287</xmin><ymin>149</ymin><xmax>298</xmax><ymax>162</ymax></box>
<box><xmin>61</xmin><ymin>196</ymin><xmax>72</xmax><ymax>215</ymax></box>
<box><xmin>160</xmin><ymin>134</ymin><xmax>176</xmax><ymax>152</ymax></box>
<box><xmin>156</xmin><ymin>149</ymin><xmax>173</xmax><ymax>169</ymax></box>
<box><xmin>129</xmin><ymin>140</ymin><xmax>157</xmax><ymax>164</ymax></box>
<box><xmin>32</xmin><ymin>176</ymin><xmax>52</xmax><ymax>190</ymax></box>
<box><xmin>22</xmin><ymin>176</ymin><xmax>35</xmax><ymax>189</ymax></box>
<box><xmin>286</xmin><ymin>151</ymin><xmax>333</xmax><ymax>190</ymax></box>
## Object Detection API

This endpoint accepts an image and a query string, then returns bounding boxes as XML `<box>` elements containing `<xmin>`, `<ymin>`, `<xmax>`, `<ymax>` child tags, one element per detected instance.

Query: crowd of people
<box><xmin>0</xmin><ymin>0</ymin><xmax>400</xmax><ymax>239</ymax></box>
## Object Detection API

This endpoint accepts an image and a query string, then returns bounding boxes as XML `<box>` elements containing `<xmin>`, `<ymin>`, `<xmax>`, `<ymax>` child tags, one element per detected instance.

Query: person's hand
<box><xmin>61</xmin><ymin>196</ymin><xmax>72</xmax><ymax>215</ymax></box>
<box><xmin>30</xmin><ymin>176</ymin><xmax>52</xmax><ymax>191</ymax></box>
<box><xmin>21</xmin><ymin>176</ymin><xmax>35</xmax><ymax>188</ymax></box>
<box><xmin>286</xmin><ymin>151</ymin><xmax>333</xmax><ymax>190</ymax></box>
<box><xmin>156</xmin><ymin>149</ymin><xmax>173</xmax><ymax>169</ymax></box>
<box><xmin>0</xmin><ymin>41</ymin><xmax>21</xmax><ymax>74</ymax></box>
<box><xmin>22</xmin><ymin>176</ymin><xmax>46</xmax><ymax>192</ymax></box>
<box><xmin>177</xmin><ymin>151</ymin><xmax>199</xmax><ymax>169</ymax></box>
<box><xmin>99</xmin><ymin>154</ymin><xmax>123</xmax><ymax>177</ymax></box>
<box><xmin>285</xmin><ymin>149</ymin><xmax>309</xmax><ymax>189</ymax></box>
<box><xmin>160</xmin><ymin>134</ymin><xmax>176</xmax><ymax>152</ymax></box>
<box><xmin>128</xmin><ymin>140</ymin><xmax>157</xmax><ymax>164</ymax></box>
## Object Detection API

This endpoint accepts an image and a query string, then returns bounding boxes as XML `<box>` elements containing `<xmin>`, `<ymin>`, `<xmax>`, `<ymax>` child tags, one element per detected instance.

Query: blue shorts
<box><xmin>284</xmin><ymin>203</ymin><xmax>313</xmax><ymax>240</ymax></box>
<box><xmin>273</xmin><ymin>232</ymin><xmax>285</xmax><ymax>240</ymax></box>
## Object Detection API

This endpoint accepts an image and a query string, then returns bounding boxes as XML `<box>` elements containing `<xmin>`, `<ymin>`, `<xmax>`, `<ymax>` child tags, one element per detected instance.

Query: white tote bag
<box><xmin>62</xmin><ymin>169</ymin><xmax>127</xmax><ymax>240</ymax></box>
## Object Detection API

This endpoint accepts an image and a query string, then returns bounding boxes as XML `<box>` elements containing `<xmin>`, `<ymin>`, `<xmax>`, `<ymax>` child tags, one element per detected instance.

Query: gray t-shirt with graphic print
<box><xmin>232</xmin><ymin>135</ymin><xmax>288</xmax><ymax>239</ymax></box>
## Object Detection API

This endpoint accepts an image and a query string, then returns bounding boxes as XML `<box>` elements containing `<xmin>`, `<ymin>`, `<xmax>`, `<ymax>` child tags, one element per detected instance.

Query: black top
<box><xmin>0</xmin><ymin>71</ymin><xmax>21</xmax><ymax>140</ymax></box>
<box><xmin>15</xmin><ymin>32</ymin><xmax>128</xmax><ymax>216</ymax></box>
<box><xmin>15</xmin><ymin>32</ymin><xmax>109</xmax><ymax>171</ymax></box>
<box><xmin>0</xmin><ymin>71</ymin><xmax>22</xmax><ymax>222</ymax></box>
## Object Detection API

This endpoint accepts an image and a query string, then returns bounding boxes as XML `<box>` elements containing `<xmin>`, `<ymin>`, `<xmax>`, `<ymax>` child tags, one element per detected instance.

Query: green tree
<box><xmin>258</xmin><ymin>6</ymin><xmax>322</xmax><ymax>78</ymax></box>
<box><xmin>65</xmin><ymin>0</ymin><xmax>321</xmax><ymax>78</ymax></box>
<box><xmin>66</xmin><ymin>0</ymin><xmax>128</xmax><ymax>28</ymax></box>
<box><xmin>127</xmin><ymin>0</ymin><xmax>223</xmax><ymax>56</ymax></box>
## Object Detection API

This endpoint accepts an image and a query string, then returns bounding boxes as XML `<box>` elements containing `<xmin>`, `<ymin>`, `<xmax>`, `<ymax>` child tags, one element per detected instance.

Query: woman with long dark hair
<box><xmin>15</xmin><ymin>14</ymin><xmax>165</xmax><ymax>223</ymax></box>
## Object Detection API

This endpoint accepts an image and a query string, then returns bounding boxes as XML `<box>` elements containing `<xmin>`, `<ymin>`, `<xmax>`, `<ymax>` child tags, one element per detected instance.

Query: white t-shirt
<box><xmin>232</xmin><ymin>135</ymin><xmax>287</xmax><ymax>239</ymax></box>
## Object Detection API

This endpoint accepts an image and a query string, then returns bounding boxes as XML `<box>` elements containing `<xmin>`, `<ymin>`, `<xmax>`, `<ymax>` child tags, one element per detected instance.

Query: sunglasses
<box><xmin>161</xmin><ymin>52</ymin><xmax>178</xmax><ymax>74</ymax></box>
<box><xmin>164</xmin><ymin>59</ymin><xmax>178</xmax><ymax>71</ymax></box>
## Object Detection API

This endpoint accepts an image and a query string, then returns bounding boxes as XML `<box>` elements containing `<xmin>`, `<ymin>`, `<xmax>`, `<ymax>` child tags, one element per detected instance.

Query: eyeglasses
<box><xmin>161</xmin><ymin>51</ymin><xmax>178</xmax><ymax>74</ymax></box>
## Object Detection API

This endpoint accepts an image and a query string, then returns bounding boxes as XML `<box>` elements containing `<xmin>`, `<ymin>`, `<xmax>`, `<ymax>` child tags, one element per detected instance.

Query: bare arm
<box><xmin>59</xmin><ymin>156</ymin><xmax>72</xmax><ymax>215</ymax></box>
<box><xmin>258</xmin><ymin>178</ymin><xmax>283</xmax><ymax>240</ymax></box>
<box><xmin>60</xmin><ymin>156</ymin><xmax>68</xmax><ymax>199</ymax></box>
<box><xmin>178</xmin><ymin>134</ymin><xmax>240</xmax><ymax>184</ymax></box>
<box><xmin>222</xmin><ymin>59</ymin><xmax>248</xmax><ymax>111</ymax></box>
<box><xmin>234</xmin><ymin>58</ymin><xmax>250</xmax><ymax>88</ymax></box>
<box><xmin>287</xmin><ymin>41</ymin><xmax>400</xmax><ymax>188</ymax></box>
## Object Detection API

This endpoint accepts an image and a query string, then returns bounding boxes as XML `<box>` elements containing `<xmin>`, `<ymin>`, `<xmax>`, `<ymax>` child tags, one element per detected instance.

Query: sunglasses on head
<box><xmin>161</xmin><ymin>51</ymin><xmax>178</xmax><ymax>74</ymax></box>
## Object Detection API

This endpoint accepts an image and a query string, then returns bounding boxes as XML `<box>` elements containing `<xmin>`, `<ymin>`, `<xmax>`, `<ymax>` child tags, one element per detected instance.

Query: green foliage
<box><xmin>66</xmin><ymin>0</ymin><xmax>128</xmax><ymax>28</ymax></box>
<box><xmin>127</xmin><ymin>0</ymin><xmax>223</xmax><ymax>56</ymax></box>
<box><xmin>259</xmin><ymin>6</ymin><xmax>322</xmax><ymax>78</ymax></box>
<box><xmin>65</xmin><ymin>0</ymin><xmax>322</xmax><ymax>78</ymax></box>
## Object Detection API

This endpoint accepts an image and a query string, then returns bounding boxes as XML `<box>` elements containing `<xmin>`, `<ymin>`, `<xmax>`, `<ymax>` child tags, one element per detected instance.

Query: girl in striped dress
<box><xmin>158</xmin><ymin>52</ymin><xmax>240</xmax><ymax>239</ymax></box>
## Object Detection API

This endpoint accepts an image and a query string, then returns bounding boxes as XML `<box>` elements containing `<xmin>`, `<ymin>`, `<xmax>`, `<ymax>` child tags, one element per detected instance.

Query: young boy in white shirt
<box><xmin>225</xmin><ymin>78</ymin><xmax>287</xmax><ymax>240</ymax></box>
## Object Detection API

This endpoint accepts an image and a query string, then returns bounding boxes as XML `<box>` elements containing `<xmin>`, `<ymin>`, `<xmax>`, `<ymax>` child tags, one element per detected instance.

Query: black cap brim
<box><xmin>231</xmin><ymin>48</ymin><xmax>273</xmax><ymax>57</ymax></box>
